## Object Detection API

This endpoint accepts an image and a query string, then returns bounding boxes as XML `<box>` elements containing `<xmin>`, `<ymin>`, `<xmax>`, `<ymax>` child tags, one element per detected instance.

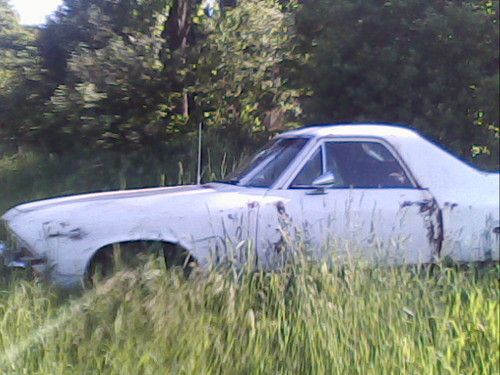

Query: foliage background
<box><xmin>0</xmin><ymin>0</ymin><xmax>498</xmax><ymax>184</ymax></box>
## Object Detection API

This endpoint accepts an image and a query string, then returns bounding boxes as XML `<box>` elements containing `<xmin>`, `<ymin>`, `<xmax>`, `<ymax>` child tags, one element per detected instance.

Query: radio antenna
<box><xmin>196</xmin><ymin>121</ymin><xmax>203</xmax><ymax>185</ymax></box>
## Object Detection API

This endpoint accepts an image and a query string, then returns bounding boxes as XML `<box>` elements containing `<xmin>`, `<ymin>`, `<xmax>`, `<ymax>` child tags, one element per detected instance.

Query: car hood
<box><xmin>4</xmin><ymin>185</ymin><xmax>208</xmax><ymax>216</ymax></box>
<box><xmin>2</xmin><ymin>184</ymin><xmax>255</xmax><ymax>221</ymax></box>
<box><xmin>1</xmin><ymin>183</ymin><xmax>281</xmax><ymax>251</ymax></box>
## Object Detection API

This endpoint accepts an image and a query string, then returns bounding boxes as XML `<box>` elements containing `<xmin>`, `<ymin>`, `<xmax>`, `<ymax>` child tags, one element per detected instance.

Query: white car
<box><xmin>1</xmin><ymin>124</ymin><xmax>499</xmax><ymax>288</ymax></box>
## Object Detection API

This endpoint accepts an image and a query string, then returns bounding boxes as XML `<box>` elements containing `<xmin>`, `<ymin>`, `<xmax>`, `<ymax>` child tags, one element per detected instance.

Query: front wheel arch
<box><xmin>84</xmin><ymin>240</ymin><xmax>197</xmax><ymax>285</ymax></box>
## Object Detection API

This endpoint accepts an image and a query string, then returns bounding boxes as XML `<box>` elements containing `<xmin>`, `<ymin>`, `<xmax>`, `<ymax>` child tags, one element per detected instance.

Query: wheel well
<box><xmin>85</xmin><ymin>240</ymin><xmax>196</xmax><ymax>279</ymax></box>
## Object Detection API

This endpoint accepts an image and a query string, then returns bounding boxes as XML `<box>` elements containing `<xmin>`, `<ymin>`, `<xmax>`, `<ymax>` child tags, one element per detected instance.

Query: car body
<box><xmin>1</xmin><ymin>124</ymin><xmax>499</xmax><ymax>288</ymax></box>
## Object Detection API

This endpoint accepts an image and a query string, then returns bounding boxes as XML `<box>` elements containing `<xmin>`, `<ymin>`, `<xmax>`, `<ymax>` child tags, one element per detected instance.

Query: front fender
<box><xmin>45</xmin><ymin>226</ymin><xmax>201</xmax><ymax>282</ymax></box>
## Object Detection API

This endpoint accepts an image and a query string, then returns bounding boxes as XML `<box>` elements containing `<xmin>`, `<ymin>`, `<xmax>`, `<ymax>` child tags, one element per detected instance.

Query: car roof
<box><xmin>279</xmin><ymin>123</ymin><xmax>421</xmax><ymax>140</ymax></box>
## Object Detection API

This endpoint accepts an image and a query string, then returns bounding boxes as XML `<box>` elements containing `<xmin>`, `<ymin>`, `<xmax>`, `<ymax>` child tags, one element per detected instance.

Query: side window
<box><xmin>323</xmin><ymin>142</ymin><xmax>413</xmax><ymax>188</ymax></box>
<box><xmin>290</xmin><ymin>148</ymin><xmax>322</xmax><ymax>187</ymax></box>
<box><xmin>290</xmin><ymin>141</ymin><xmax>413</xmax><ymax>189</ymax></box>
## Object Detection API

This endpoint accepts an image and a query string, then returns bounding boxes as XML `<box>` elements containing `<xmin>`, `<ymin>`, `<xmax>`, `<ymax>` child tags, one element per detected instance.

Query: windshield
<box><xmin>223</xmin><ymin>137</ymin><xmax>309</xmax><ymax>188</ymax></box>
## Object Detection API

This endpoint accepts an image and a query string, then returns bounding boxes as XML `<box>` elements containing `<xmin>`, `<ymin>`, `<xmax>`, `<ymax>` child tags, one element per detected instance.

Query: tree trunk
<box><xmin>165</xmin><ymin>0</ymin><xmax>196</xmax><ymax>52</ymax></box>
<box><xmin>162</xmin><ymin>0</ymin><xmax>197</xmax><ymax>119</ymax></box>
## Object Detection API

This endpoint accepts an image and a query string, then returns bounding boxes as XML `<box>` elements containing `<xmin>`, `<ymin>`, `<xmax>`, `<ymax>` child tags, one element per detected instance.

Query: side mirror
<box><xmin>309</xmin><ymin>172</ymin><xmax>335</xmax><ymax>194</ymax></box>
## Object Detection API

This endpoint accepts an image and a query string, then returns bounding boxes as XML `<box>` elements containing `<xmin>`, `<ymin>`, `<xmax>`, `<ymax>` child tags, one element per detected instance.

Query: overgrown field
<box><xmin>0</xmin><ymin>259</ymin><xmax>498</xmax><ymax>374</ymax></box>
<box><xmin>0</xmin><ymin>154</ymin><xmax>499</xmax><ymax>374</ymax></box>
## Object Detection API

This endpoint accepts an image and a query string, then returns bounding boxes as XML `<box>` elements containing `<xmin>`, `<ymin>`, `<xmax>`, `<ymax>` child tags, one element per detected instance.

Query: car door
<box><xmin>257</xmin><ymin>137</ymin><xmax>441</xmax><ymax>266</ymax></box>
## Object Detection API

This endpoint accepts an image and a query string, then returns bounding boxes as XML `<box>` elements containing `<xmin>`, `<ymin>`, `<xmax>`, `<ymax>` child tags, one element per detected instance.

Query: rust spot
<box><xmin>443</xmin><ymin>202</ymin><xmax>458</xmax><ymax>211</ymax></box>
<box><xmin>47</xmin><ymin>228</ymin><xmax>86</xmax><ymax>240</ymax></box>
<box><xmin>400</xmin><ymin>199</ymin><xmax>443</xmax><ymax>260</ymax></box>
<box><xmin>276</xmin><ymin>201</ymin><xmax>286</xmax><ymax>216</ymax></box>
<box><xmin>275</xmin><ymin>201</ymin><xmax>292</xmax><ymax>224</ymax></box>
<box><xmin>274</xmin><ymin>235</ymin><xmax>285</xmax><ymax>254</ymax></box>
<box><xmin>68</xmin><ymin>228</ymin><xmax>85</xmax><ymax>240</ymax></box>
<box><xmin>247</xmin><ymin>201</ymin><xmax>259</xmax><ymax>209</ymax></box>
<box><xmin>274</xmin><ymin>201</ymin><xmax>292</xmax><ymax>254</ymax></box>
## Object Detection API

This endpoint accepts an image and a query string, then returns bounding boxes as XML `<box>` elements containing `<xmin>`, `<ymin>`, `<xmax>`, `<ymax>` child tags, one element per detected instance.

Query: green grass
<box><xmin>0</xmin><ymin>152</ymin><xmax>498</xmax><ymax>374</ymax></box>
<box><xmin>0</xmin><ymin>260</ymin><xmax>498</xmax><ymax>374</ymax></box>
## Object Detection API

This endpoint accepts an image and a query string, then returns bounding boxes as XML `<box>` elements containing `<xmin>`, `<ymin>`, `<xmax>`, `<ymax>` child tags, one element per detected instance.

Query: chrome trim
<box><xmin>7</xmin><ymin>260</ymin><xmax>30</xmax><ymax>269</ymax></box>
<box><xmin>0</xmin><ymin>238</ymin><xmax>45</xmax><ymax>269</ymax></box>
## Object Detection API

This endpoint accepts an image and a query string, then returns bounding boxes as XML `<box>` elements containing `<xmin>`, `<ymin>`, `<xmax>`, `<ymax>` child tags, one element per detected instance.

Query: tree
<box><xmin>27</xmin><ymin>0</ymin><xmax>174</xmax><ymax>154</ymax></box>
<box><xmin>193</xmin><ymin>0</ymin><xmax>301</xmax><ymax>154</ymax></box>
<box><xmin>1</xmin><ymin>0</ymin><xmax>497</xmax><ymax>170</ymax></box>
<box><xmin>160</xmin><ymin>0</ymin><xmax>197</xmax><ymax>122</ymax></box>
<box><xmin>293</xmin><ymin>0</ymin><xmax>499</xmax><ymax>167</ymax></box>
<box><xmin>0</xmin><ymin>0</ymin><xmax>41</xmax><ymax>153</ymax></box>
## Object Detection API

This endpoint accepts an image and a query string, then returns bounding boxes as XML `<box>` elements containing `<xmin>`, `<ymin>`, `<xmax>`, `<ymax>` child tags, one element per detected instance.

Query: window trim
<box><xmin>263</xmin><ymin>135</ymin><xmax>314</xmax><ymax>189</ymax></box>
<box><xmin>237</xmin><ymin>136</ymin><xmax>311</xmax><ymax>188</ymax></box>
<box><xmin>289</xmin><ymin>146</ymin><xmax>324</xmax><ymax>188</ymax></box>
<box><xmin>282</xmin><ymin>136</ymin><xmax>419</xmax><ymax>190</ymax></box>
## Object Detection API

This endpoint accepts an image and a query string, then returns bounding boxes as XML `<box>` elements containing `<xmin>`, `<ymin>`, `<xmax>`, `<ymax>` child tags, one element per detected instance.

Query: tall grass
<box><xmin>0</xmin><ymin>258</ymin><xmax>498</xmax><ymax>374</ymax></box>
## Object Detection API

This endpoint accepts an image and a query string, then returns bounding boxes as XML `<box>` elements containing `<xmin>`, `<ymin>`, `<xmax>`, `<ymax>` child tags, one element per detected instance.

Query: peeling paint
<box><xmin>68</xmin><ymin>228</ymin><xmax>86</xmax><ymax>240</ymax></box>
<box><xmin>443</xmin><ymin>202</ymin><xmax>458</xmax><ymax>211</ymax></box>
<box><xmin>273</xmin><ymin>234</ymin><xmax>286</xmax><ymax>254</ymax></box>
<box><xmin>400</xmin><ymin>199</ymin><xmax>444</xmax><ymax>259</ymax></box>
<box><xmin>46</xmin><ymin>228</ymin><xmax>86</xmax><ymax>240</ymax></box>
<box><xmin>275</xmin><ymin>201</ymin><xmax>286</xmax><ymax>216</ymax></box>
<box><xmin>247</xmin><ymin>201</ymin><xmax>259</xmax><ymax>209</ymax></box>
